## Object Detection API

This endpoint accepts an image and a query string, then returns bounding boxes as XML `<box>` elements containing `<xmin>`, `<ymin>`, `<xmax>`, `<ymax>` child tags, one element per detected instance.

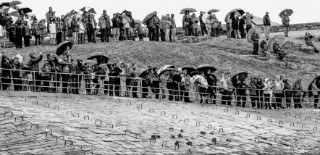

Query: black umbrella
<box><xmin>232</xmin><ymin>8</ymin><xmax>245</xmax><ymax>16</ymax></box>
<box><xmin>196</xmin><ymin>64</ymin><xmax>217</xmax><ymax>73</ymax></box>
<box><xmin>87</xmin><ymin>52</ymin><xmax>109</xmax><ymax>64</ymax></box>
<box><xmin>122</xmin><ymin>10</ymin><xmax>132</xmax><ymax>18</ymax></box>
<box><xmin>181</xmin><ymin>66</ymin><xmax>196</xmax><ymax>75</ymax></box>
<box><xmin>190</xmin><ymin>71</ymin><xmax>200</xmax><ymax>77</ymax></box>
<box><xmin>139</xmin><ymin>68</ymin><xmax>151</xmax><ymax>78</ymax></box>
<box><xmin>0</xmin><ymin>2</ymin><xmax>10</xmax><ymax>7</ymax></box>
<box><xmin>19</xmin><ymin>7</ymin><xmax>32</xmax><ymax>14</ymax></box>
<box><xmin>88</xmin><ymin>8</ymin><xmax>96</xmax><ymax>14</ymax></box>
<box><xmin>180</xmin><ymin>8</ymin><xmax>197</xmax><ymax>14</ymax></box>
<box><xmin>143</xmin><ymin>11</ymin><xmax>157</xmax><ymax>24</ymax></box>
<box><xmin>56</xmin><ymin>41</ymin><xmax>73</xmax><ymax>56</ymax></box>
<box><xmin>231</xmin><ymin>72</ymin><xmax>248</xmax><ymax>86</ymax></box>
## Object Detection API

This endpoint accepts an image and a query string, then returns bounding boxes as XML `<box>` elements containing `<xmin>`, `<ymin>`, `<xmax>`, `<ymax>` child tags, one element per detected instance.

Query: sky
<box><xmin>16</xmin><ymin>0</ymin><xmax>320</xmax><ymax>27</ymax></box>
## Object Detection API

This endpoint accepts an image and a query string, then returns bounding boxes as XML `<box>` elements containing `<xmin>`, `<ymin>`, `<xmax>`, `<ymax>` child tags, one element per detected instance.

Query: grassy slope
<box><xmin>1</xmin><ymin>35</ymin><xmax>320</xmax><ymax>86</ymax></box>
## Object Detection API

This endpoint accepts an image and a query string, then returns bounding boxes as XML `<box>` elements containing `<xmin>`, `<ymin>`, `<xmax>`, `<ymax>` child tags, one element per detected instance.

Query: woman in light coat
<box><xmin>122</xmin><ymin>13</ymin><xmax>131</xmax><ymax>40</ymax></box>
<box><xmin>273</xmin><ymin>75</ymin><xmax>284</xmax><ymax>109</ymax></box>
<box><xmin>263</xmin><ymin>78</ymin><xmax>273</xmax><ymax>109</ymax></box>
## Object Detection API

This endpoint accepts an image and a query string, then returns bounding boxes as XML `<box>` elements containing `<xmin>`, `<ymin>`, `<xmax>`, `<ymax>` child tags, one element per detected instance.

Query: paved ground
<box><xmin>0</xmin><ymin>91</ymin><xmax>320</xmax><ymax>155</ymax></box>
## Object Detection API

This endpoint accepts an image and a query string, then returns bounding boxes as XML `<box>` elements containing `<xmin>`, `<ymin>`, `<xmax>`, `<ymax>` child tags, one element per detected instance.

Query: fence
<box><xmin>0</xmin><ymin>67</ymin><xmax>318</xmax><ymax>109</ymax></box>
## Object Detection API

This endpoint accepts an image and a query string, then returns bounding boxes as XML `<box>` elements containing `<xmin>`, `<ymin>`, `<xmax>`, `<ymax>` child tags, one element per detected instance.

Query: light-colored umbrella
<box><xmin>12</xmin><ymin>53</ymin><xmax>23</xmax><ymax>63</ymax></box>
<box><xmin>267</xmin><ymin>35</ymin><xmax>285</xmax><ymax>51</ymax></box>
<box><xmin>180</xmin><ymin>8</ymin><xmax>197</xmax><ymax>14</ymax></box>
<box><xmin>208</xmin><ymin>9</ymin><xmax>220</xmax><ymax>14</ymax></box>
<box><xmin>247</xmin><ymin>26</ymin><xmax>262</xmax><ymax>43</ymax></box>
<box><xmin>279</xmin><ymin>9</ymin><xmax>293</xmax><ymax>17</ymax></box>
<box><xmin>135</xmin><ymin>19</ymin><xmax>142</xmax><ymax>24</ymax></box>
<box><xmin>157</xmin><ymin>65</ymin><xmax>175</xmax><ymax>75</ymax></box>
<box><xmin>8</xmin><ymin>8</ymin><xmax>19</xmax><ymax>17</ymax></box>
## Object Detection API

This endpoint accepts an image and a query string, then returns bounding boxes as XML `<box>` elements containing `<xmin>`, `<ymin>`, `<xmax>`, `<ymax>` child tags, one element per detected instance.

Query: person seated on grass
<box><xmin>273</xmin><ymin>40</ymin><xmax>286</xmax><ymax>61</ymax></box>
<box><xmin>305</xmin><ymin>32</ymin><xmax>319</xmax><ymax>53</ymax></box>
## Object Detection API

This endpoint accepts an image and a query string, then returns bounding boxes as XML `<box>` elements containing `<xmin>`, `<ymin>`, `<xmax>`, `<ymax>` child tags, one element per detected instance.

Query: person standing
<box><xmin>15</xmin><ymin>19</ymin><xmax>23</xmax><ymax>48</ymax></box>
<box><xmin>78</xmin><ymin>19</ymin><xmax>85</xmax><ymax>44</ymax></box>
<box><xmin>45</xmin><ymin>7</ymin><xmax>54</xmax><ymax>32</ymax></box>
<box><xmin>263</xmin><ymin>78</ymin><xmax>273</xmax><ymax>109</ymax></box>
<box><xmin>251</xmin><ymin>31</ymin><xmax>259</xmax><ymax>55</ymax></box>
<box><xmin>22</xmin><ymin>21</ymin><xmax>31</xmax><ymax>47</ymax></box>
<box><xmin>281</xmin><ymin>11</ymin><xmax>290</xmax><ymax>37</ymax></box>
<box><xmin>231</xmin><ymin>13</ymin><xmax>240</xmax><ymax>39</ymax></box>
<box><xmin>283</xmin><ymin>79</ymin><xmax>292</xmax><ymax>109</ymax></box>
<box><xmin>28</xmin><ymin>52</ymin><xmax>43</xmax><ymax>91</ymax></box>
<box><xmin>225</xmin><ymin>11</ymin><xmax>232</xmax><ymax>38</ymax></box>
<box><xmin>239</xmin><ymin>16</ymin><xmax>246</xmax><ymax>39</ymax></box>
<box><xmin>273</xmin><ymin>75</ymin><xmax>284</xmax><ymax>109</ymax></box>
<box><xmin>61</xmin><ymin>15</ymin><xmax>67</xmax><ymax>41</ymax></box>
<box><xmin>86</xmin><ymin>14</ymin><xmax>97</xmax><ymax>43</ymax></box>
<box><xmin>121</xmin><ymin>13</ymin><xmax>131</xmax><ymax>40</ymax></box>
<box><xmin>182</xmin><ymin>11</ymin><xmax>191</xmax><ymax>36</ymax></box>
<box><xmin>48</xmin><ymin>17</ymin><xmax>57</xmax><ymax>45</ymax></box>
<box><xmin>98</xmin><ymin>10</ymin><xmax>109</xmax><ymax>42</ymax></box>
<box><xmin>199</xmin><ymin>11</ymin><xmax>207</xmax><ymax>36</ymax></box>
<box><xmin>38</xmin><ymin>20</ymin><xmax>46</xmax><ymax>46</ymax></box>
<box><xmin>71</xmin><ymin>16</ymin><xmax>79</xmax><ymax>44</ymax></box>
<box><xmin>292</xmin><ymin>78</ymin><xmax>303</xmax><ymax>109</ymax></box>
<box><xmin>56</xmin><ymin>17</ymin><xmax>63</xmax><ymax>45</ymax></box>
<box><xmin>32</xmin><ymin>19</ymin><xmax>40</xmax><ymax>46</ymax></box>
<box><xmin>111</xmin><ymin>13</ymin><xmax>120</xmax><ymax>41</ymax></box>
<box><xmin>245</xmin><ymin>12</ymin><xmax>254</xmax><ymax>33</ymax></box>
<box><xmin>191</xmin><ymin>13</ymin><xmax>199</xmax><ymax>36</ymax></box>
<box><xmin>169</xmin><ymin>14</ymin><xmax>176</xmax><ymax>42</ymax></box>
<box><xmin>263</xmin><ymin>12</ymin><xmax>271</xmax><ymax>40</ymax></box>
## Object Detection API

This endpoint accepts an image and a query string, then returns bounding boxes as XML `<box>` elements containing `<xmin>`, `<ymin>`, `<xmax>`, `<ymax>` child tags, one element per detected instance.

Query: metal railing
<box><xmin>0</xmin><ymin>67</ymin><xmax>317</xmax><ymax>109</ymax></box>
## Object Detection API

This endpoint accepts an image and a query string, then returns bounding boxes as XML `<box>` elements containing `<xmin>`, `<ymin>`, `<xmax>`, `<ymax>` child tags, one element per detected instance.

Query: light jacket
<box><xmin>122</xmin><ymin>16</ymin><xmax>131</xmax><ymax>29</ymax></box>
<box><xmin>98</xmin><ymin>14</ymin><xmax>111</xmax><ymax>29</ymax></box>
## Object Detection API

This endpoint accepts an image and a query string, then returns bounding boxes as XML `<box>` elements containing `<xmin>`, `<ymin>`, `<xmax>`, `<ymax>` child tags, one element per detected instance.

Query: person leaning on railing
<box><xmin>263</xmin><ymin>78</ymin><xmax>273</xmax><ymax>109</ymax></box>
<box><xmin>219</xmin><ymin>73</ymin><xmax>232</xmax><ymax>105</ymax></box>
<box><xmin>41</xmin><ymin>60</ymin><xmax>52</xmax><ymax>92</ymax></box>
<box><xmin>292</xmin><ymin>78</ymin><xmax>303</xmax><ymax>108</ymax></box>
<box><xmin>12</xmin><ymin>56</ymin><xmax>23</xmax><ymax>91</ymax></box>
<box><xmin>273</xmin><ymin>75</ymin><xmax>284</xmax><ymax>109</ymax></box>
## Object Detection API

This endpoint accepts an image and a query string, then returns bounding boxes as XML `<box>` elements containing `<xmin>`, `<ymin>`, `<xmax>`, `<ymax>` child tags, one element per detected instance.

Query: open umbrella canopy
<box><xmin>139</xmin><ymin>67</ymin><xmax>157</xmax><ymax>78</ymax></box>
<box><xmin>268</xmin><ymin>35</ymin><xmax>285</xmax><ymax>51</ymax></box>
<box><xmin>88</xmin><ymin>8</ymin><xmax>96</xmax><ymax>14</ymax></box>
<box><xmin>56</xmin><ymin>41</ymin><xmax>73</xmax><ymax>56</ymax></box>
<box><xmin>143</xmin><ymin>11</ymin><xmax>157</xmax><ymax>24</ymax></box>
<box><xmin>180</xmin><ymin>8</ymin><xmax>197</xmax><ymax>14</ymax></box>
<box><xmin>279</xmin><ymin>9</ymin><xmax>293</xmax><ymax>17</ymax></box>
<box><xmin>157</xmin><ymin>65</ymin><xmax>175</xmax><ymax>75</ymax></box>
<box><xmin>9</xmin><ymin>1</ymin><xmax>21</xmax><ymax>6</ymax></box>
<box><xmin>190</xmin><ymin>71</ymin><xmax>200</xmax><ymax>77</ymax></box>
<box><xmin>0</xmin><ymin>2</ymin><xmax>10</xmax><ymax>7</ymax></box>
<box><xmin>159</xmin><ymin>68</ymin><xmax>177</xmax><ymax>77</ymax></box>
<box><xmin>247</xmin><ymin>26</ymin><xmax>262</xmax><ymax>43</ymax></box>
<box><xmin>12</xmin><ymin>53</ymin><xmax>23</xmax><ymax>63</ymax></box>
<box><xmin>80</xmin><ymin>7</ymin><xmax>91</xmax><ymax>12</ymax></box>
<box><xmin>231</xmin><ymin>8</ymin><xmax>245</xmax><ymax>16</ymax></box>
<box><xmin>181</xmin><ymin>66</ymin><xmax>196</xmax><ymax>75</ymax></box>
<box><xmin>231</xmin><ymin>72</ymin><xmax>248</xmax><ymax>86</ymax></box>
<box><xmin>83</xmin><ymin>60</ymin><xmax>97</xmax><ymax>66</ymax></box>
<box><xmin>87</xmin><ymin>52</ymin><xmax>109</xmax><ymax>64</ymax></box>
<box><xmin>196</xmin><ymin>64</ymin><xmax>217</xmax><ymax>73</ymax></box>
<box><xmin>8</xmin><ymin>8</ymin><xmax>19</xmax><ymax>17</ymax></box>
<box><xmin>19</xmin><ymin>7</ymin><xmax>32</xmax><ymax>14</ymax></box>
<box><xmin>208</xmin><ymin>9</ymin><xmax>220</xmax><ymax>14</ymax></box>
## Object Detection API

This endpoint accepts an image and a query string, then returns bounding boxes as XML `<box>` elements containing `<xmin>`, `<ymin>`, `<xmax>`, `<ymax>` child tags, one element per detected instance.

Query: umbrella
<box><xmin>88</xmin><ymin>8</ymin><xmax>96</xmax><ymax>14</ymax></box>
<box><xmin>196</xmin><ymin>64</ymin><xmax>217</xmax><ymax>72</ymax></box>
<box><xmin>80</xmin><ymin>7</ymin><xmax>91</xmax><ymax>12</ymax></box>
<box><xmin>159</xmin><ymin>68</ymin><xmax>177</xmax><ymax>77</ymax></box>
<box><xmin>83</xmin><ymin>60</ymin><xmax>97</xmax><ymax>66</ymax></box>
<box><xmin>247</xmin><ymin>26</ymin><xmax>262</xmax><ymax>43</ymax></box>
<box><xmin>231</xmin><ymin>72</ymin><xmax>248</xmax><ymax>86</ymax></box>
<box><xmin>9</xmin><ymin>1</ymin><xmax>21</xmax><ymax>6</ymax></box>
<box><xmin>157</xmin><ymin>65</ymin><xmax>175</xmax><ymax>75</ymax></box>
<box><xmin>135</xmin><ymin>19</ymin><xmax>142</xmax><ymax>24</ymax></box>
<box><xmin>19</xmin><ymin>7</ymin><xmax>32</xmax><ymax>14</ymax></box>
<box><xmin>143</xmin><ymin>11</ymin><xmax>157</xmax><ymax>24</ymax></box>
<box><xmin>190</xmin><ymin>71</ymin><xmax>200</xmax><ymax>77</ymax></box>
<box><xmin>12</xmin><ymin>53</ymin><xmax>23</xmax><ymax>63</ymax></box>
<box><xmin>139</xmin><ymin>68</ymin><xmax>150</xmax><ymax>78</ymax></box>
<box><xmin>190</xmin><ymin>75</ymin><xmax>208</xmax><ymax>88</ymax></box>
<box><xmin>0</xmin><ymin>2</ymin><xmax>10</xmax><ymax>7</ymax></box>
<box><xmin>180</xmin><ymin>8</ymin><xmax>197</xmax><ymax>14</ymax></box>
<box><xmin>39</xmin><ymin>19</ymin><xmax>46</xmax><ymax>24</ymax></box>
<box><xmin>87</xmin><ymin>52</ymin><xmax>109</xmax><ymax>64</ymax></box>
<box><xmin>11</xmin><ymin>5</ymin><xmax>19</xmax><ymax>10</ymax></box>
<box><xmin>279</xmin><ymin>9</ymin><xmax>293</xmax><ymax>17</ymax></box>
<box><xmin>208</xmin><ymin>9</ymin><xmax>220</xmax><ymax>14</ymax></box>
<box><xmin>268</xmin><ymin>35</ymin><xmax>285</xmax><ymax>51</ymax></box>
<box><xmin>181</xmin><ymin>66</ymin><xmax>196</xmax><ymax>75</ymax></box>
<box><xmin>122</xmin><ymin>10</ymin><xmax>133</xmax><ymax>18</ymax></box>
<box><xmin>56</xmin><ymin>41</ymin><xmax>73</xmax><ymax>56</ymax></box>
<box><xmin>8</xmin><ymin>8</ymin><xmax>19</xmax><ymax>17</ymax></box>
<box><xmin>232</xmin><ymin>8</ymin><xmax>245</xmax><ymax>16</ymax></box>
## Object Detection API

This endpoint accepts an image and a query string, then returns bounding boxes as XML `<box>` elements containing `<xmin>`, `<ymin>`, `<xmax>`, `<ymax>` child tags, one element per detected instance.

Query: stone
<box><xmin>282</xmin><ymin>41</ymin><xmax>296</xmax><ymax>53</ymax></box>
<box><xmin>300</xmin><ymin>44</ymin><xmax>315</xmax><ymax>54</ymax></box>
<box><xmin>267</xmin><ymin>59</ymin><xmax>276</xmax><ymax>64</ymax></box>
<box><xmin>287</xmin><ymin>62</ymin><xmax>298</xmax><ymax>70</ymax></box>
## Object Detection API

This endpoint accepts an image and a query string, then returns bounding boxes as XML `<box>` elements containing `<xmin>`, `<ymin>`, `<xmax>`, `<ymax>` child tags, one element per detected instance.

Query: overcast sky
<box><xmin>19</xmin><ymin>0</ymin><xmax>319</xmax><ymax>26</ymax></box>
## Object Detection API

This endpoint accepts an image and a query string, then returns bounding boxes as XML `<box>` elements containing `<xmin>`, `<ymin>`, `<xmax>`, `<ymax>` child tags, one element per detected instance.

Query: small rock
<box><xmin>200</xmin><ymin>131</ymin><xmax>206</xmax><ymax>135</ymax></box>
<box><xmin>267</xmin><ymin>59</ymin><xmax>276</xmax><ymax>64</ymax></box>
<box><xmin>171</xmin><ymin>135</ymin><xmax>176</xmax><ymax>139</ymax></box>
<box><xmin>178</xmin><ymin>133</ymin><xmax>183</xmax><ymax>138</ymax></box>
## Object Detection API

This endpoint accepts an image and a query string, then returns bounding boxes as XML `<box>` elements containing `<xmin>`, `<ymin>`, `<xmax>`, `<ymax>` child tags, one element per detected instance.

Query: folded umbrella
<box><xmin>279</xmin><ymin>9</ymin><xmax>293</xmax><ymax>17</ymax></box>
<box><xmin>56</xmin><ymin>41</ymin><xmax>73</xmax><ymax>56</ymax></box>
<box><xmin>208</xmin><ymin>9</ymin><xmax>220</xmax><ymax>14</ymax></box>
<box><xmin>19</xmin><ymin>7</ymin><xmax>32</xmax><ymax>14</ymax></box>
<box><xmin>196</xmin><ymin>64</ymin><xmax>217</xmax><ymax>73</ymax></box>
<box><xmin>180</xmin><ymin>8</ymin><xmax>197</xmax><ymax>14</ymax></box>
<box><xmin>87</xmin><ymin>52</ymin><xmax>109</xmax><ymax>64</ymax></box>
<box><xmin>143</xmin><ymin>11</ymin><xmax>157</xmax><ymax>24</ymax></box>
<box><xmin>9</xmin><ymin>1</ymin><xmax>21</xmax><ymax>6</ymax></box>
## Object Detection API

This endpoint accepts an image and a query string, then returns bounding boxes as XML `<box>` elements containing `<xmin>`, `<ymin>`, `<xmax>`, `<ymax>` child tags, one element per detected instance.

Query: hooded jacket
<box><xmin>263</xmin><ymin>14</ymin><xmax>271</xmax><ymax>26</ymax></box>
<box><xmin>28</xmin><ymin>54</ymin><xmax>43</xmax><ymax>71</ymax></box>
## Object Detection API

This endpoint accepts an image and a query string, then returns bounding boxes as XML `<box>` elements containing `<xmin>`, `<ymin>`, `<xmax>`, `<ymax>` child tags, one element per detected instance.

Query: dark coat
<box><xmin>28</xmin><ymin>55</ymin><xmax>43</xmax><ymax>71</ymax></box>
<box><xmin>111</xmin><ymin>17</ymin><xmax>121</xmax><ymax>28</ymax></box>
<box><xmin>263</xmin><ymin>15</ymin><xmax>271</xmax><ymax>26</ymax></box>
<box><xmin>231</xmin><ymin>17</ymin><xmax>239</xmax><ymax>30</ymax></box>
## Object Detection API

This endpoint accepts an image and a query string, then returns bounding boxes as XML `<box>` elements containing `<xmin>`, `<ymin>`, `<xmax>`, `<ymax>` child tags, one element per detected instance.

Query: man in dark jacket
<box><xmin>199</xmin><ymin>11</ymin><xmax>207</xmax><ymax>36</ymax></box>
<box><xmin>28</xmin><ymin>52</ymin><xmax>43</xmax><ymax>91</ymax></box>
<box><xmin>15</xmin><ymin>19</ymin><xmax>23</xmax><ymax>48</ymax></box>
<box><xmin>12</xmin><ymin>57</ymin><xmax>23</xmax><ymax>91</ymax></box>
<box><xmin>251</xmin><ymin>32</ymin><xmax>259</xmax><ymax>55</ymax></box>
<box><xmin>112</xmin><ymin>13</ymin><xmax>121</xmax><ymax>41</ymax></box>
<box><xmin>263</xmin><ymin>12</ymin><xmax>271</xmax><ymax>40</ymax></box>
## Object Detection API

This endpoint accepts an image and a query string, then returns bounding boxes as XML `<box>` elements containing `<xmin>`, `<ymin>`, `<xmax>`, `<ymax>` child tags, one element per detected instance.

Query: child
<box><xmin>251</xmin><ymin>31</ymin><xmax>259</xmax><ymax>55</ymax></box>
<box><xmin>48</xmin><ymin>18</ymin><xmax>56</xmax><ymax>45</ymax></box>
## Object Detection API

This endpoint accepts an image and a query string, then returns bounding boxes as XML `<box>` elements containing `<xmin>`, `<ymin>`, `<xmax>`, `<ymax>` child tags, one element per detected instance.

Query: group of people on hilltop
<box><xmin>225</xmin><ymin>11</ymin><xmax>255</xmax><ymax>39</ymax></box>
<box><xmin>144</xmin><ymin>12</ymin><xmax>177</xmax><ymax>42</ymax></box>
